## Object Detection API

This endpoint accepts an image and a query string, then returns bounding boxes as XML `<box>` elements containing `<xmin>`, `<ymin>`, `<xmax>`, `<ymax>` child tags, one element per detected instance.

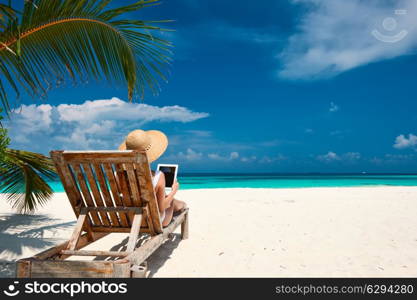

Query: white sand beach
<box><xmin>1</xmin><ymin>187</ymin><xmax>417</xmax><ymax>277</ymax></box>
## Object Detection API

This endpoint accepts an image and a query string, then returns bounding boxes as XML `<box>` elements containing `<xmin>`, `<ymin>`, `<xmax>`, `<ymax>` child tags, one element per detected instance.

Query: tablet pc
<box><xmin>156</xmin><ymin>164</ymin><xmax>178</xmax><ymax>191</ymax></box>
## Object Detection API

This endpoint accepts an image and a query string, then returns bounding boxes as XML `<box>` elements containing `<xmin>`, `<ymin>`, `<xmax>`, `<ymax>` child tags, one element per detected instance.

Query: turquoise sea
<box><xmin>41</xmin><ymin>174</ymin><xmax>417</xmax><ymax>192</ymax></box>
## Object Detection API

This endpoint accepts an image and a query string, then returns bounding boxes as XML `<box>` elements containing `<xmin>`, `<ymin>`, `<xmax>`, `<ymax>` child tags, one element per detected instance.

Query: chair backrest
<box><xmin>50</xmin><ymin>150</ymin><xmax>163</xmax><ymax>234</ymax></box>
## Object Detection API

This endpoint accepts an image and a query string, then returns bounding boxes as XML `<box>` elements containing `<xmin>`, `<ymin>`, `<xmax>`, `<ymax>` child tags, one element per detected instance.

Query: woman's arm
<box><xmin>163</xmin><ymin>181</ymin><xmax>179</xmax><ymax>209</ymax></box>
<box><xmin>155</xmin><ymin>172</ymin><xmax>179</xmax><ymax>211</ymax></box>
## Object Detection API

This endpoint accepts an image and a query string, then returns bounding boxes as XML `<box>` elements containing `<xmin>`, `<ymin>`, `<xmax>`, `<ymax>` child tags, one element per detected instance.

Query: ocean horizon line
<box><xmin>35</xmin><ymin>173</ymin><xmax>417</xmax><ymax>193</ymax></box>
<box><xmin>178</xmin><ymin>172</ymin><xmax>417</xmax><ymax>176</ymax></box>
<box><xmin>2</xmin><ymin>173</ymin><xmax>417</xmax><ymax>194</ymax></box>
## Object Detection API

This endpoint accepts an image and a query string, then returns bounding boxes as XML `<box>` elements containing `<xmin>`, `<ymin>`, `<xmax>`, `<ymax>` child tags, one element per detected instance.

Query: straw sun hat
<box><xmin>118</xmin><ymin>130</ymin><xmax>168</xmax><ymax>163</ymax></box>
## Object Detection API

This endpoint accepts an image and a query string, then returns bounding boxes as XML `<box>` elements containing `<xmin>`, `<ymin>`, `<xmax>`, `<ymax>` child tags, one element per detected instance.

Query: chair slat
<box><xmin>127</xmin><ymin>212</ymin><xmax>142</xmax><ymax>252</ymax></box>
<box><xmin>70</xmin><ymin>164</ymin><xmax>102</xmax><ymax>226</ymax></box>
<box><xmin>60</xmin><ymin>250</ymin><xmax>130</xmax><ymax>257</ymax></box>
<box><xmin>125</xmin><ymin>164</ymin><xmax>142</xmax><ymax>207</ymax></box>
<box><xmin>66</xmin><ymin>211</ymin><xmax>88</xmax><ymax>251</ymax></box>
<box><xmin>62</xmin><ymin>151</ymin><xmax>144</xmax><ymax>164</ymax></box>
<box><xmin>82</xmin><ymin>163</ymin><xmax>111</xmax><ymax>226</ymax></box>
<box><xmin>51</xmin><ymin>150</ymin><xmax>163</xmax><ymax>235</ymax></box>
<box><xmin>92</xmin><ymin>164</ymin><xmax>121</xmax><ymax>227</ymax></box>
<box><xmin>134</xmin><ymin>161</ymin><xmax>163</xmax><ymax>233</ymax></box>
<box><xmin>144</xmin><ymin>206</ymin><xmax>155</xmax><ymax>235</ymax></box>
<box><xmin>102</xmin><ymin>164</ymin><xmax>129</xmax><ymax>227</ymax></box>
<box><xmin>115</xmin><ymin>164</ymin><xmax>134</xmax><ymax>225</ymax></box>
<box><xmin>50</xmin><ymin>151</ymin><xmax>94</xmax><ymax>240</ymax></box>
<box><xmin>50</xmin><ymin>152</ymin><xmax>83</xmax><ymax>209</ymax></box>
<box><xmin>125</xmin><ymin>164</ymin><xmax>149</xmax><ymax>227</ymax></box>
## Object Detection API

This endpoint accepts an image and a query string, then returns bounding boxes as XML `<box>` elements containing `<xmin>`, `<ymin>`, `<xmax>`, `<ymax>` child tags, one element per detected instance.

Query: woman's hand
<box><xmin>165</xmin><ymin>180</ymin><xmax>179</xmax><ymax>207</ymax></box>
<box><xmin>172</xmin><ymin>180</ymin><xmax>179</xmax><ymax>193</ymax></box>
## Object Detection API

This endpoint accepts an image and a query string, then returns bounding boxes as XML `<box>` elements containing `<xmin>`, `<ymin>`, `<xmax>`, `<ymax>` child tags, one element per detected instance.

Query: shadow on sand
<box><xmin>1</xmin><ymin>214</ymin><xmax>182</xmax><ymax>277</ymax></box>
<box><xmin>94</xmin><ymin>233</ymin><xmax>182</xmax><ymax>277</ymax></box>
<box><xmin>0</xmin><ymin>214</ymin><xmax>74</xmax><ymax>258</ymax></box>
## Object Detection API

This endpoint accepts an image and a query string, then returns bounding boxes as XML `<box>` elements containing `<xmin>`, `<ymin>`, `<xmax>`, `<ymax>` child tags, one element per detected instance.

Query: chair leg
<box><xmin>130</xmin><ymin>262</ymin><xmax>148</xmax><ymax>278</ymax></box>
<box><xmin>181</xmin><ymin>211</ymin><xmax>189</xmax><ymax>240</ymax></box>
<box><xmin>127</xmin><ymin>212</ymin><xmax>143</xmax><ymax>252</ymax></box>
<box><xmin>67</xmin><ymin>211</ymin><xmax>88</xmax><ymax>250</ymax></box>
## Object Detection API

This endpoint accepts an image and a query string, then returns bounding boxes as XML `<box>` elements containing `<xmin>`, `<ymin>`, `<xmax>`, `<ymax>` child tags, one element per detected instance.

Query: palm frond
<box><xmin>0</xmin><ymin>3</ymin><xmax>18</xmax><ymax>29</ymax></box>
<box><xmin>0</xmin><ymin>109</ymin><xmax>10</xmax><ymax>161</ymax></box>
<box><xmin>0</xmin><ymin>148</ymin><xmax>56</xmax><ymax>213</ymax></box>
<box><xmin>0</xmin><ymin>0</ymin><xmax>172</xmax><ymax>112</ymax></box>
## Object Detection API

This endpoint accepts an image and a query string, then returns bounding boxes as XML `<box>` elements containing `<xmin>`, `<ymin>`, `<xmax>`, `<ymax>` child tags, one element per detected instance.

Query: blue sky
<box><xmin>4</xmin><ymin>0</ymin><xmax>417</xmax><ymax>172</ymax></box>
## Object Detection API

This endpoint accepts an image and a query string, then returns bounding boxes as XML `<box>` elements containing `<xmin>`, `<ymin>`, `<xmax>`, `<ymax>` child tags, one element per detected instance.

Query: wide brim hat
<box><xmin>118</xmin><ymin>129</ymin><xmax>168</xmax><ymax>163</ymax></box>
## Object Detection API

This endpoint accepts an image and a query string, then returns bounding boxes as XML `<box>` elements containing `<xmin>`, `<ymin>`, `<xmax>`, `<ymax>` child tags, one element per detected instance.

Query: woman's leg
<box><xmin>162</xmin><ymin>204</ymin><xmax>174</xmax><ymax>227</ymax></box>
<box><xmin>172</xmin><ymin>199</ymin><xmax>187</xmax><ymax>212</ymax></box>
<box><xmin>161</xmin><ymin>199</ymin><xmax>187</xmax><ymax>226</ymax></box>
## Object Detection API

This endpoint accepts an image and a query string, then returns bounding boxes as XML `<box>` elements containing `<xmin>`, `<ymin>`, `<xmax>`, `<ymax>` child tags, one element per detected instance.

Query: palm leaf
<box><xmin>0</xmin><ymin>3</ymin><xmax>18</xmax><ymax>28</ymax></box>
<box><xmin>0</xmin><ymin>108</ymin><xmax>10</xmax><ymax>163</ymax></box>
<box><xmin>0</xmin><ymin>0</ymin><xmax>172</xmax><ymax>112</ymax></box>
<box><xmin>0</xmin><ymin>148</ymin><xmax>56</xmax><ymax>213</ymax></box>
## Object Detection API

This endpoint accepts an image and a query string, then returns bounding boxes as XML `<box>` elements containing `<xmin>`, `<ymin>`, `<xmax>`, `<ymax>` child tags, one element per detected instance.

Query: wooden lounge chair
<box><xmin>16</xmin><ymin>150</ymin><xmax>189</xmax><ymax>278</ymax></box>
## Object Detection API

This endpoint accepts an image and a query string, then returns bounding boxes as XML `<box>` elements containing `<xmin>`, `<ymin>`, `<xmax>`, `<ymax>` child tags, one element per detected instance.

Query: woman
<box><xmin>119</xmin><ymin>129</ymin><xmax>186</xmax><ymax>227</ymax></box>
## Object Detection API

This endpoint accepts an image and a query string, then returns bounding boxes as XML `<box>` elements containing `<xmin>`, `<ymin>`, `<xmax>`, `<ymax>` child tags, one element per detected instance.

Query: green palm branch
<box><xmin>0</xmin><ymin>0</ymin><xmax>172</xmax><ymax>213</ymax></box>
<box><xmin>0</xmin><ymin>148</ymin><xmax>56</xmax><ymax>213</ymax></box>
<box><xmin>1</xmin><ymin>108</ymin><xmax>56</xmax><ymax>213</ymax></box>
<box><xmin>0</xmin><ymin>3</ymin><xmax>18</xmax><ymax>30</ymax></box>
<box><xmin>0</xmin><ymin>0</ymin><xmax>172</xmax><ymax>113</ymax></box>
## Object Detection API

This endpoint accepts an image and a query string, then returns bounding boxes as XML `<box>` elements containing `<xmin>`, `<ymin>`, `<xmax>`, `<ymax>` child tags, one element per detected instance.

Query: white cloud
<box><xmin>344</xmin><ymin>152</ymin><xmax>361</xmax><ymax>160</ymax></box>
<box><xmin>6</xmin><ymin>97</ymin><xmax>209</xmax><ymax>153</ymax></box>
<box><xmin>370</xmin><ymin>153</ymin><xmax>414</xmax><ymax>165</ymax></box>
<box><xmin>279</xmin><ymin>0</ymin><xmax>417</xmax><ymax>79</ymax></box>
<box><xmin>167</xmin><ymin>149</ymin><xmax>243</xmax><ymax>164</ymax></box>
<box><xmin>329</xmin><ymin>102</ymin><xmax>340</xmax><ymax>112</ymax></box>
<box><xmin>10</xmin><ymin>104</ymin><xmax>53</xmax><ymax>141</ymax></box>
<box><xmin>173</xmin><ymin>150</ymin><xmax>286</xmax><ymax>164</ymax></box>
<box><xmin>207</xmin><ymin>153</ymin><xmax>222</xmax><ymax>160</ymax></box>
<box><xmin>317</xmin><ymin>151</ymin><xmax>361</xmax><ymax>162</ymax></box>
<box><xmin>208</xmin><ymin>151</ymin><xmax>240</xmax><ymax>161</ymax></box>
<box><xmin>393</xmin><ymin>133</ymin><xmax>417</xmax><ymax>149</ymax></box>
<box><xmin>317</xmin><ymin>151</ymin><xmax>340</xmax><ymax>162</ymax></box>
<box><xmin>177</xmin><ymin>148</ymin><xmax>204</xmax><ymax>161</ymax></box>
<box><xmin>230</xmin><ymin>152</ymin><xmax>239</xmax><ymax>159</ymax></box>
<box><xmin>385</xmin><ymin>153</ymin><xmax>414</xmax><ymax>160</ymax></box>
<box><xmin>56</xmin><ymin>97</ymin><xmax>208</xmax><ymax>123</ymax></box>
<box><xmin>241</xmin><ymin>156</ymin><xmax>257</xmax><ymax>163</ymax></box>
